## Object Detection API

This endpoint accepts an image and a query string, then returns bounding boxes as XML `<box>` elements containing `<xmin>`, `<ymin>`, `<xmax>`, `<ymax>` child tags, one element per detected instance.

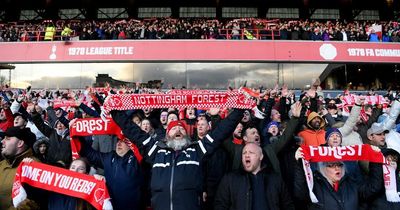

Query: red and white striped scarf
<box><xmin>101</xmin><ymin>88</ymin><xmax>262</xmax><ymax>117</ymax></box>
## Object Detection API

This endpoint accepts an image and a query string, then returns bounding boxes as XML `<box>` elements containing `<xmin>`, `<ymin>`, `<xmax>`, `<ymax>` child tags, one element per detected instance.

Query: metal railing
<box><xmin>218</xmin><ymin>28</ymin><xmax>281</xmax><ymax>40</ymax></box>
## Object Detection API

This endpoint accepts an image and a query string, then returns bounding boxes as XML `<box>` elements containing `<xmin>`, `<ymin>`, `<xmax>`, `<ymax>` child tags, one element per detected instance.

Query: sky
<box><xmin>4</xmin><ymin>62</ymin><xmax>327</xmax><ymax>89</ymax></box>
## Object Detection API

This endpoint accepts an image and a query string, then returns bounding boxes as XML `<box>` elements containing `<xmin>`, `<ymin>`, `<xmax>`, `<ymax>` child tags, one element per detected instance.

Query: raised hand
<box><xmin>291</xmin><ymin>101</ymin><xmax>302</xmax><ymax>118</ymax></box>
<box><xmin>208</xmin><ymin>107</ymin><xmax>220</xmax><ymax>116</ymax></box>
<box><xmin>281</xmin><ymin>84</ymin><xmax>288</xmax><ymax>97</ymax></box>
<box><xmin>295</xmin><ymin>147</ymin><xmax>304</xmax><ymax>160</ymax></box>
<box><xmin>306</xmin><ymin>88</ymin><xmax>316</xmax><ymax>99</ymax></box>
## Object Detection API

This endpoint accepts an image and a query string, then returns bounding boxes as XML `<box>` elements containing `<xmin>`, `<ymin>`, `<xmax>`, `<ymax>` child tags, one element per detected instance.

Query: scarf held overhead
<box><xmin>69</xmin><ymin>118</ymin><xmax>142</xmax><ymax>162</ymax></box>
<box><xmin>101</xmin><ymin>89</ymin><xmax>258</xmax><ymax>115</ymax></box>
<box><xmin>12</xmin><ymin>162</ymin><xmax>113</xmax><ymax>210</ymax></box>
<box><xmin>300</xmin><ymin>144</ymin><xmax>400</xmax><ymax>203</ymax></box>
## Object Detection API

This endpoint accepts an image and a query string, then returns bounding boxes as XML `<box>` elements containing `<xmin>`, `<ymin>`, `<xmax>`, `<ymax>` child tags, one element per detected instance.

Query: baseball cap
<box><xmin>367</xmin><ymin>123</ymin><xmax>389</xmax><ymax>136</ymax></box>
<box><xmin>166</xmin><ymin>120</ymin><xmax>187</xmax><ymax>134</ymax></box>
<box><xmin>4</xmin><ymin>127</ymin><xmax>36</xmax><ymax>148</ymax></box>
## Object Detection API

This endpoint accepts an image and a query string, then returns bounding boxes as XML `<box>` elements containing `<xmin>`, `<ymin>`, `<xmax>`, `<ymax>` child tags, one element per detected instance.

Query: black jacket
<box><xmin>294</xmin><ymin>161</ymin><xmax>383</xmax><ymax>210</ymax></box>
<box><xmin>367</xmin><ymin>173</ymin><xmax>400</xmax><ymax>210</ymax></box>
<box><xmin>214</xmin><ymin>169</ymin><xmax>295</xmax><ymax>210</ymax></box>
<box><xmin>112</xmin><ymin>109</ymin><xmax>243</xmax><ymax>210</ymax></box>
<box><xmin>223</xmin><ymin>117</ymin><xmax>299</xmax><ymax>173</ymax></box>
<box><xmin>31</xmin><ymin>112</ymin><xmax>71</xmax><ymax>166</ymax></box>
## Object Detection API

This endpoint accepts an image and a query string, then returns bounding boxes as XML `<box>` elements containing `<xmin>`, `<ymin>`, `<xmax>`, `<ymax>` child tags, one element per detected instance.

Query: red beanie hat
<box><xmin>166</xmin><ymin>120</ymin><xmax>188</xmax><ymax>134</ymax></box>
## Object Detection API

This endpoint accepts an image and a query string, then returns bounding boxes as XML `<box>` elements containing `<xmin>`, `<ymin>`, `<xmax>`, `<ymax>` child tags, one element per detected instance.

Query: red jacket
<box><xmin>0</xmin><ymin>109</ymin><xmax>14</xmax><ymax>132</ymax></box>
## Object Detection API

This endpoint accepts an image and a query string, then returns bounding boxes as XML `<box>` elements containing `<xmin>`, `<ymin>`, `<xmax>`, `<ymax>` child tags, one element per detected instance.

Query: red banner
<box><xmin>301</xmin><ymin>144</ymin><xmax>385</xmax><ymax>163</ymax></box>
<box><xmin>12</xmin><ymin>162</ymin><xmax>112</xmax><ymax>210</ymax></box>
<box><xmin>0</xmin><ymin>41</ymin><xmax>399</xmax><ymax>63</ymax></box>
<box><xmin>69</xmin><ymin>118</ymin><xmax>143</xmax><ymax>163</ymax></box>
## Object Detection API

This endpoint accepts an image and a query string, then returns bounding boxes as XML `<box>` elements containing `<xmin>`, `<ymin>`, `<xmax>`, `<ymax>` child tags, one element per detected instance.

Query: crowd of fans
<box><xmin>0</xmin><ymin>18</ymin><xmax>400</xmax><ymax>42</ymax></box>
<box><xmin>0</xmin><ymin>80</ymin><xmax>399</xmax><ymax>210</ymax></box>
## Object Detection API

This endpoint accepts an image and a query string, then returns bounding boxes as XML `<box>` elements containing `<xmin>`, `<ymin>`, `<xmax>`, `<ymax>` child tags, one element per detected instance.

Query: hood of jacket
<box><xmin>307</xmin><ymin>112</ymin><xmax>325</xmax><ymax>129</ymax></box>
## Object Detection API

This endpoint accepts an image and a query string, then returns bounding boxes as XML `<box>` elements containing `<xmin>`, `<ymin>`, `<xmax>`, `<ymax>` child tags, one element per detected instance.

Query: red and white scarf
<box><xmin>337</xmin><ymin>94</ymin><xmax>389</xmax><ymax>116</ymax></box>
<box><xmin>300</xmin><ymin>144</ymin><xmax>400</xmax><ymax>203</ymax></box>
<box><xmin>69</xmin><ymin>118</ymin><xmax>143</xmax><ymax>163</ymax></box>
<box><xmin>53</xmin><ymin>99</ymin><xmax>77</xmax><ymax>109</ymax></box>
<box><xmin>12</xmin><ymin>162</ymin><xmax>113</xmax><ymax>210</ymax></box>
<box><xmin>101</xmin><ymin>88</ymin><xmax>263</xmax><ymax>118</ymax></box>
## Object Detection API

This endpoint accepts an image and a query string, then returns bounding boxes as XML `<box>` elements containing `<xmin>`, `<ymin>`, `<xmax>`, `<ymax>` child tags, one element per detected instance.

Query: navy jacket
<box><xmin>294</xmin><ymin>161</ymin><xmax>383</xmax><ymax>210</ymax></box>
<box><xmin>80</xmin><ymin>139</ymin><xmax>144</xmax><ymax>210</ymax></box>
<box><xmin>112</xmin><ymin>109</ymin><xmax>243</xmax><ymax>210</ymax></box>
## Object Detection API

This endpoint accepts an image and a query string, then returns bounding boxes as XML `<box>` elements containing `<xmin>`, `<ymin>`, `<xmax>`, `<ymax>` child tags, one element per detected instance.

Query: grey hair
<box><xmin>317</xmin><ymin>162</ymin><xmax>346</xmax><ymax>185</ymax></box>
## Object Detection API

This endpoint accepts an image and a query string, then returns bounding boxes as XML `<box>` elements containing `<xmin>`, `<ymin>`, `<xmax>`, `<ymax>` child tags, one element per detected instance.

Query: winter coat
<box><xmin>31</xmin><ymin>112</ymin><xmax>72</xmax><ymax>166</ymax></box>
<box><xmin>80</xmin><ymin>138</ymin><xmax>143</xmax><ymax>210</ymax></box>
<box><xmin>0</xmin><ymin>149</ymin><xmax>41</xmax><ymax>210</ymax></box>
<box><xmin>33</xmin><ymin>137</ymin><xmax>50</xmax><ymax>163</ymax></box>
<box><xmin>294</xmin><ymin>161</ymin><xmax>383</xmax><ymax>210</ymax></box>
<box><xmin>367</xmin><ymin>173</ymin><xmax>400</xmax><ymax>209</ymax></box>
<box><xmin>214</xmin><ymin>168</ymin><xmax>295</xmax><ymax>210</ymax></box>
<box><xmin>112</xmin><ymin>109</ymin><xmax>243</xmax><ymax>210</ymax></box>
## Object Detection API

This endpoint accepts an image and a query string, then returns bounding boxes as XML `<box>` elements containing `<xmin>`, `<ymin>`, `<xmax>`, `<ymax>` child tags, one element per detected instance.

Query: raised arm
<box><xmin>111</xmin><ymin>110</ymin><xmax>160</xmax><ymax>158</ymax></box>
<box><xmin>31</xmin><ymin>108</ymin><xmax>53</xmax><ymax>138</ymax></box>
<box><xmin>79</xmin><ymin>136</ymin><xmax>106</xmax><ymax>169</ymax></box>
<box><xmin>339</xmin><ymin>102</ymin><xmax>362</xmax><ymax>137</ymax></box>
<box><xmin>79</xmin><ymin>102</ymin><xmax>100</xmax><ymax>118</ymax></box>
<box><xmin>381</xmin><ymin>99</ymin><xmax>400</xmax><ymax>131</ymax></box>
<box><xmin>269</xmin><ymin>102</ymin><xmax>301</xmax><ymax>153</ymax></box>
<box><xmin>201</xmin><ymin>109</ymin><xmax>244</xmax><ymax>156</ymax></box>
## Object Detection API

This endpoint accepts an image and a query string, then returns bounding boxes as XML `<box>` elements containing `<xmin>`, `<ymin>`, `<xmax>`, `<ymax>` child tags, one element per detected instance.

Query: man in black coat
<box><xmin>214</xmin><ymin>143</ymin><xmax>295</xmax><ymax>210</ymax></box>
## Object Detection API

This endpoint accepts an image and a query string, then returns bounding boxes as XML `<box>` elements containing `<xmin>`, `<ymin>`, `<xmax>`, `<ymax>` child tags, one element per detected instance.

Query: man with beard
<box><xmin>0</xmin><ymin>127</ymin><xmax>42</xmax><ymax>209</ymax></box>
<box><xmin>112</xmin><ymin>108</ymin><xmax>243</xmax><ymax>210</ymax></box>
<box><xmin>214</xmin><ymin>143</ymin><xmax>294</xmax><ymax>210</ymax></box>
<box><xmin>298</xmin><ymin>112</ymin><xmax>326</xmax><ymax>146</ymax></box>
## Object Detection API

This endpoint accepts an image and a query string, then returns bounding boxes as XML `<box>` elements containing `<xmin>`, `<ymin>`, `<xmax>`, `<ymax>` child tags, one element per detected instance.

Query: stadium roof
<box><xmin>0</xmin><ymin>0</ymin><xmax>398</xmax><ymax>21</ymax></box>
<box><xmin>0</xmin><ymin>0</ymin><xmax>396</xmax><ymax>10</ymax></box>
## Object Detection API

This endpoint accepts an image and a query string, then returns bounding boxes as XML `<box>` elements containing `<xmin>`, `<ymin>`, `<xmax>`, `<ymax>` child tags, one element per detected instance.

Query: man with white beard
<box><xmin>112</xmin><ymin>108</ymin><xmax>243</xmax><ymax>210</ymax></box>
